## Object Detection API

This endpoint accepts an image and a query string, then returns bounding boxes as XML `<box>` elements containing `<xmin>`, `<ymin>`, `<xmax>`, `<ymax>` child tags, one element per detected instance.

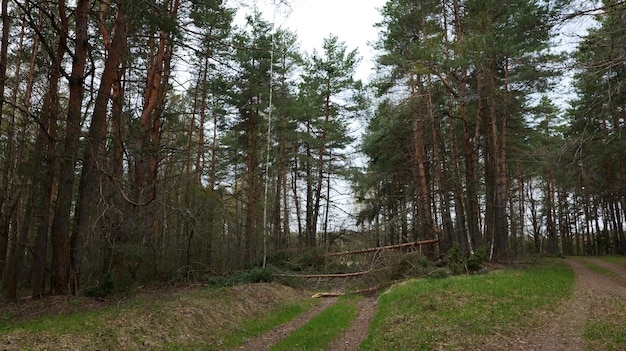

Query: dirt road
<box><xmin>488</xmin><ymin>258</ymin><xmax>626</xmax><ymax>351</ymax></box>
<box><xmin>239</xmin><ymin>257</ymin><xmax>626</xmax><ymax>351</ymax></box>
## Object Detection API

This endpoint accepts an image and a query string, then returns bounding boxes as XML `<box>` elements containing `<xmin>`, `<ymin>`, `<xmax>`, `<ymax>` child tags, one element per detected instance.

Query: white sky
<box><xmin>233</xmin><ymin>0</ymin><xmax>388</xmax><ymax>82</ymax></box>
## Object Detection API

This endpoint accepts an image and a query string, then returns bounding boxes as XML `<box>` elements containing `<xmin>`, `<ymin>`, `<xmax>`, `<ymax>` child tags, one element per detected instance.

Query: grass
<box><xmin>268</xmin><ymin>296</ymin><xmax>359</xmax><ymax>351</ymax></box>
<box><xmin>579</xmin><ymin>257</ymin><xmax>626</xmax><ymax>285</ymax></box>
<box><xmin>597</xmin><ymin>255</ymin><xmax>626</xmax><ymax>268</ymax></box>
<box><xmin>359</xmin><ymin>258</ymin><xmax>574</xmax><ymax>351</ymax></box>
<box><xmin>579</xmin><ymin>259</ymin><xmax>620</xmax><ymax>278</ymax></box>
<box><xmin>213</xmin><ymin>301</ymin><xmax>315</xmax><ymax>350</ymax></box>
<box><xmin>0</xmin><ymin>283</ymin><xmax>311</xmax><ymax>350</ymax></box>
<box><xmin>579</xmin><ymin>256</ymin><xmax>626</xmax><ymax>350</ymax></box>
<box><xmin>1</xmin><ymin>306</ymin><xmax>118</xmax><ymax>334</ymax></box>
<box><xmin>584</xmin><ymin>296</ymin><xmax>626</xmax><ymax>351</ymax></box>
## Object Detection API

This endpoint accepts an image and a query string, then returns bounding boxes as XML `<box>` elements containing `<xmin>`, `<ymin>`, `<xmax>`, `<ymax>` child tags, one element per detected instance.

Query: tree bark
<box><xmin>50</xmin><ymin>0</ymin><xmax>89</xmax><ymax>296</ymax></box>
<box><xmin>74</xmin><ymin>0</ymin><xmax>129</xmax><ymax>286</ymax></box>
<box><xmin>0</xmin><ymin>0</ymin><xmax>11</xmax><ymax>282</ymax></box>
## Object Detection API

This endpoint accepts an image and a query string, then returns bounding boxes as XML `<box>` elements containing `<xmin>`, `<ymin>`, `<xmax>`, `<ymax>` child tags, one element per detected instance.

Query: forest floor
<box><xmin>240</xmin><ymin>257</ymin><xmax>626</xmax><ymax>350</ymax></box>
<box><xmin>1</xmin><ymin>257</ymin><xmax>625</xmax><ymax>350</ymax></box>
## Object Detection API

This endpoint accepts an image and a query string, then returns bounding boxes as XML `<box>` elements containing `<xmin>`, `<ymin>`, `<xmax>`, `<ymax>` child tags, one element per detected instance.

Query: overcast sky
<box><xmin>233</xmin><ymin>0</ymin><xmax>388</xmax><ymax>82</ymax></box>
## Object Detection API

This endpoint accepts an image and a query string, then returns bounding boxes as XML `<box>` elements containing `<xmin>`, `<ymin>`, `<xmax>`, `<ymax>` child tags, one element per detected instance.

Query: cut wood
<box><xmin>312</xmin><ymin>292</ymin><xmax>345</xmax><ymax>298</ymax></box>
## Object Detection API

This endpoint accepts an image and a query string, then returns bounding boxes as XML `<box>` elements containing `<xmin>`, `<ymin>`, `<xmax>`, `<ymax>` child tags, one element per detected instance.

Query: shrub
<box><xmin>467</xmin><ymin>246</ymin><xmax>486</xmax><ymax>272</ymax></box>
<box><xmin>84</xmin><ymin>272</ymin><xmax>115</xmax><ymax>298</ymax></box>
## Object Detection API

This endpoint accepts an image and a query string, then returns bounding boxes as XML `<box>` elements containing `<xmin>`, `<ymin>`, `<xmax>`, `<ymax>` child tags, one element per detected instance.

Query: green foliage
<box><xmin>84</xmin><ymin>272</ymin><xmax>115</xmax><ymax>298</ymax></box>
<box><xmin>467</xmin><ymin>246</ymin><xmax>486</xmax><ymax>272</ymax></box>
<box><xmin>360</xmin><ymin>259</ymin><xmax>574</xmax><ymax>350</ymax></box>
<box><xmin>445</xmin><ymin>243</ymin><xmax>466</xmax><ymax>274</ymax></box>
<box><xmin>584</xmin><ymin>306</ymin><xmax>626</xmax><ymax>351</ymax></box>
<box><xmin>444</xmin><ymin>243</ymin><xmax>486</xmax><ymax>274</ymax></box>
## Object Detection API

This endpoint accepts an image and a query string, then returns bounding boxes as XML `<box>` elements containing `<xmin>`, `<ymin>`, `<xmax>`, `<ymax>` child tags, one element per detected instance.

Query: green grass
<box><xmin>579</xmin><ymin>258</ymin><xmax>626</xmax><ymax>285</ymax></box>
<box><xmin>584</xmin><ymin>296</ymin><xmax>626</xmax><ymax>351</ymax></box>
<box><xmin>268</xmin><ymin>296</ymin><xmax>359</xmax><ymax>351</ymax></box>
<box><xmin>359</xmin><ymin>259</ymin><xmax>574</xmax><ymax>351</ymax></box>
<box><xmin>597</xmin><ymin>255</ymin><xmax>626</xmax><ymax>267</ymax></box>
<box><xmin>0</xmin><ymin>306</ymin><xmax>117</xmax><ymax>334</ymax></box>
<box><xmin>218</xmin><ymin>301</ymin><xmax>315</xmax><ymax>349</ymax></box>
<box><xmin>580</xmin><ymin>256</ymin><xmax>626</xmax><ymax>350</ymax></box>
<box><xmin>1</xmin><ymin>284</ymin><xmax>312</xmax><ymax>350</ymax></box>
<box><xmin>159</xmin><ymin>300</ymin><xmax>315</xmax><ymax>351</ymax></box>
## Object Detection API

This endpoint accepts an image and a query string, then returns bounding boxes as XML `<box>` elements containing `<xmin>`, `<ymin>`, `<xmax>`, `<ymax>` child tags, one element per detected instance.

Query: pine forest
<box><xmin>0</xmin><ymin>0</ymin><xmax>624</xmax><ymax>298</ymax></box>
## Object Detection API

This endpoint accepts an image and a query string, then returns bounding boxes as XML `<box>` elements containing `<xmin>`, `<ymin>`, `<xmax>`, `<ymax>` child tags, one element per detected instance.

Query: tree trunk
<box><xmin>74</xmin><ymin>0</ymin><xmax>129</xmax><ymax>285</ymax></box>
<box><xmin>487</xmin><ymin>64</ymin><xmax>509</xmax><ymax>261</ymax></box>
<box><xmin>50</xmin><ymin>0</ymin><xmax>88</xmax><ymax>296</ymax></box>
<box><xmin>32</xmin><ymin>0</ymin><xmax>69</xmax><ymax>296</ymax></box>
<box><xmin>0</xmin><ymin>0</ymin><xmax>11</xmax><ymax>282</ymax></box>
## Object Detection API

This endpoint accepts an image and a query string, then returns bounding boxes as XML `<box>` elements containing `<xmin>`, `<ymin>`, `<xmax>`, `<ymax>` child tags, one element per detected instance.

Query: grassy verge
<box><xmin>269</xmin><ymin>296</ymin><xmax>359</xmax><ymax>351</ymax></box>
<box><xmin>359</xmin><ymin>259</ymin><xmax>574</xmax><ymax>351</ymax></box>
<box><xmin>0</xmin><ymin>283</ymin><xmax>310</xmax><ymax>350</ymax></box>
<box><xmin>578</xmin><ymin>259</ymin><xmax>624</xmax><ymax>283</ymax></box>
<box><xmin>579</xmin><ymin>258</ymin><xmax>626</xmax><ymax>286</ymax></box>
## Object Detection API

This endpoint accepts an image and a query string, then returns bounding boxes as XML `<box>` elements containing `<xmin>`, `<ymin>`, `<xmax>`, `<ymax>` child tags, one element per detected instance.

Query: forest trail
<box><xmin>237</xmin><ymin>296</ymin><xmax>339</xmax><ymax>351</ymax></box>
<box><xmin>243</xmin><ymin>257</ymin><xmax>626</xmax><ymax>351</ymax></box>
<box><xmin>326</xmin><ymin>297</ymin><xmax>378</xmax><ymax>351</ymax></box>
<box><xmin>237</xmin><ymin>295</ymin><xmax>378</xmax><ymax>351</ymax></box>
<box><xmin>487</xmin><ymin>257</ymin><xmax>626</xmax><ymax>351</ymax></box>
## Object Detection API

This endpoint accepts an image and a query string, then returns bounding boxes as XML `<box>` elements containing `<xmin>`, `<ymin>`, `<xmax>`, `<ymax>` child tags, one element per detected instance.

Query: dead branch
<box><xmin>327</xmin><ymin>239</ymin><xmax>439</xmax><ymax>257</ymax></box>
<box><xmin>276</xmin><ymin>270</ymin><xmax>373</xmax><ymax>279</ymax></box>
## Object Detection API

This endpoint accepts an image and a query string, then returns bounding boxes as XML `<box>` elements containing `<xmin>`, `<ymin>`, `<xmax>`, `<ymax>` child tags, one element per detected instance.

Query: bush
<box><xmin>467</xmin><ymin>246</ymin><xmax>486</xmax><ymax>272</ymax></box>
<box><xmin>445</xmin><ymin>243</ymin><xmax>466</xmax><ymax>274</ymax></box>
<box><xmin>445</xmin><ymin>244</ymin><xmax>485</xmax><ymax>274</ymax></box>
<box><xmin>84</xmin><ymin>272</ymin><xmax>115</xmax><ymax>298</ymax></box>
<box><xmin>248</xmin><ymin>267</ymin><xmax>274</xmax><ymax>283</ymax></box>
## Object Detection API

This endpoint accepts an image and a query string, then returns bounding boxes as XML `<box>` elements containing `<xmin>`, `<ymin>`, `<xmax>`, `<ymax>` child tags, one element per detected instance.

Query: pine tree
<box><xmin>298</xmin><ymin>35</ymin><xmax>360</xmax><ymax>247</ymax></box>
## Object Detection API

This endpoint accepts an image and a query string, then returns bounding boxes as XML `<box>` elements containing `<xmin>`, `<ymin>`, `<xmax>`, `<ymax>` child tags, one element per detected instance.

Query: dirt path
<box><xmin>238</xmin><ymin>258</ymin><xmax>626</xmax><ymax>351</ymax></box>
<box><xmin>236</xmin><ymin>294</ymin><xmax>378</xmax><ymax>351</ymax></box>
<box><xmin>327</xmin><ymin>297</ymin><xmax>378</xmax><ymax>351</ymax></box>
<box><xmin>237</xmin><ymin>296</ymin><xmax>338</xmax><ymax>351</ymax></box>
<box><xmin>491</xmin><ymin>257</ymin><xmax>626</xmax><ymax>351</ymax></box>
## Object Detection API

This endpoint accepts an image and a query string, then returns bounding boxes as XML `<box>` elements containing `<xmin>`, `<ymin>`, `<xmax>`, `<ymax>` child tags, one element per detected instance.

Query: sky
<box><xmin>233</xmin><ymin>0</ymin><xmax>389</xmax><ymax>82</ymax></box>
<box><xmin>229</xmin><ymin>0</ymin><xmax>388</xmax><ymax>230</ymax></box>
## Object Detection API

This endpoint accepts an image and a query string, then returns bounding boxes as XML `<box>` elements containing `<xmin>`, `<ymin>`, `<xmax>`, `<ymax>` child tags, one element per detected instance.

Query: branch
<box><xmin>327</xmin><ymin>239</ymin><xmax>439</xmax><ymax>257</ymax></box>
